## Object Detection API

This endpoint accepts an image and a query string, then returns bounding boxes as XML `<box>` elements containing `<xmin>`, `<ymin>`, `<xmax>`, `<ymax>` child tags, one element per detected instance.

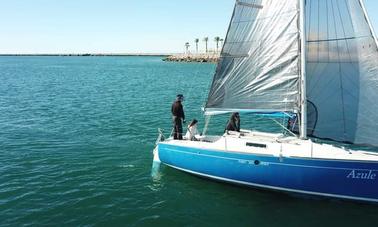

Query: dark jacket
<box><xmin>171</xmin><ymin>101</ymin><xmax>185</xmax><ymax>119</ymax></box>
<box><xmin>225</xmin><ymin>113</ymin><xmax>240</xmax><ymax>132</ymax></box>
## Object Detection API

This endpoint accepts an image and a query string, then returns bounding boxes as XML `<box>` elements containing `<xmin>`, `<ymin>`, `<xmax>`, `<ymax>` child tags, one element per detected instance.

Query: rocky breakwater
<box><xmin>163</xmin><ymin>53</ymin><xmax>220</xmax><ymax>63</ymax></box>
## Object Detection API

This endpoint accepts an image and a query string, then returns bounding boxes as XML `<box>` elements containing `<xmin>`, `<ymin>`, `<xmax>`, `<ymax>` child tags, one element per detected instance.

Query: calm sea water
<box><xmin>0</xmin><ymin>56</ymin><xmax>377</xmax><ymax>226</ymax></box>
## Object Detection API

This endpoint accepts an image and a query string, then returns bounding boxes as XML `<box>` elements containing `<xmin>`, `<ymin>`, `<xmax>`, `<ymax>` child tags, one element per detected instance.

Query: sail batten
<box><xmin>236</xmin><ymin>0</ymin><xmax>263</xmax><ymax>9</ymax></box>
<box><xmin>222</xmin><ymin>54</ymin><xmax>250</xmax><ymax>58</ymax></box>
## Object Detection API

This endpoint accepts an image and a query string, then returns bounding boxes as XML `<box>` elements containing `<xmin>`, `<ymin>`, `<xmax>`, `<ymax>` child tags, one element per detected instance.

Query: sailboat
<box><xmin>154</xmin><ymin>0</ymin><xmax>378</xmax><ymax>203</ymax></box>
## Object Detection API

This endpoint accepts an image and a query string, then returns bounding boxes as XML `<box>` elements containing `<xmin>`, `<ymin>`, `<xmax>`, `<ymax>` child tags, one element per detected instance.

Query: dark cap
<box><xmin>176</xmin><ymin>94</ymin><xmax>184</xmax><ymax>101</ymax></box>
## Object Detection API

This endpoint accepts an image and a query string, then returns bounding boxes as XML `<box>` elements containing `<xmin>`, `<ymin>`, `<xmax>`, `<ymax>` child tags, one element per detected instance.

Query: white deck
<box><xmin>160</xmin><ymin>130</ymin><xmax>378</xmax><ymax>162</ymax></box>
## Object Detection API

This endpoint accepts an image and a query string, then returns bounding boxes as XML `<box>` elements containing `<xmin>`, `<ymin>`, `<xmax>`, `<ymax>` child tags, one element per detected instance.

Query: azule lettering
<box><xmin>347</xmin><ymin>170</ymin><xmax>376</xmax><ymax>180</ymax></box>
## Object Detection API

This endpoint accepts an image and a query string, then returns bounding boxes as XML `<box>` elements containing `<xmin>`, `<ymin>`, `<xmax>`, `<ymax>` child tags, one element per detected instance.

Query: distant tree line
<box><xmin>185</xmin><ymin>36</ymin><xmax>224</xmax><ymax>54</ymax></box>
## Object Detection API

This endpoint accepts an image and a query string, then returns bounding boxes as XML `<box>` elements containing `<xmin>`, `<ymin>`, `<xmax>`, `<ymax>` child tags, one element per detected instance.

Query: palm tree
<box><xmin>194</xmin><ymin>38</ymin><xmax>199</xmax><ymax>53</ymax></box>
<box><xmin>185</xmin><ymin>42</ymin><xmax>190</xmax><ymax>54</ymax></box>
<box><xmin>214</xmin><ymin>36</ymin><xmax>220</xmax><ymax>53</ymax></box>
<box><xmin>203</xmin><ymin>37</ymin><xmax>209</xmax><ymax>53</ymax></box>
<box><xmin>220</xmin><ymin>38</ymin><xmax>224</xmax><ymax>50</ymax></box>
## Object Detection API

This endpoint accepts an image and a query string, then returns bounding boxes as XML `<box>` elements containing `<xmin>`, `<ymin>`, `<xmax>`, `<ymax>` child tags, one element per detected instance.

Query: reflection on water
<box><xmin>150</xmin><ymin>147</ymin><xmax>162</xmax><ymax>182</ymax></box>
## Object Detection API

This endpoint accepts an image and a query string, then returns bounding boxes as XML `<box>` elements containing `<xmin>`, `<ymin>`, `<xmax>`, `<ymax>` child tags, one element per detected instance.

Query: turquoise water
<box><xmin>0</xmin><ymin>56</ymin><xmax>377</xmax><ymax>226</ymax></box>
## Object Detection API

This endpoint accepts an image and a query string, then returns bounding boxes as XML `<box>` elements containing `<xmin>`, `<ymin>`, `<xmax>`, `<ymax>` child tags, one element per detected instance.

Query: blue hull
<box><xmin>158</xmin><ymin>143</ymin><xmax>378</xmax><ymax>203</ymax></box>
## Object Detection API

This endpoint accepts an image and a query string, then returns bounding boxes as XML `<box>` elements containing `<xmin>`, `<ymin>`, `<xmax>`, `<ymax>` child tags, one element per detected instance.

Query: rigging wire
<box><xmin>331</xmin><ymin>0</ymin><xmax>347</xmax><ymax>139</ymax></box>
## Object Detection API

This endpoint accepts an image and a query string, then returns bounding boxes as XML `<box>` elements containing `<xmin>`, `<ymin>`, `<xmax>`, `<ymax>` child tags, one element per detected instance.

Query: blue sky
<box><xmin>0</xmin><ymin>0</ymin><xmax>377</xmax><ymax>54</ymax></box>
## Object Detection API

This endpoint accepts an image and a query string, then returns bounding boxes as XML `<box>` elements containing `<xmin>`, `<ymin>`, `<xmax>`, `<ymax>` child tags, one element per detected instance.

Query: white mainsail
<box><xmin>205</xmin><ymin>0</ymin><xmax>301</xmax><ymax>114</ymax></box>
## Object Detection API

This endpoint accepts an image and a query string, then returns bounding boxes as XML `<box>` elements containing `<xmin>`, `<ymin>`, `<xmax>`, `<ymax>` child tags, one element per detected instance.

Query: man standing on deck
<box><xmin>171</xmin><ymin>94</ymin><xmax>185</xmax><ymax>140</ymax></box>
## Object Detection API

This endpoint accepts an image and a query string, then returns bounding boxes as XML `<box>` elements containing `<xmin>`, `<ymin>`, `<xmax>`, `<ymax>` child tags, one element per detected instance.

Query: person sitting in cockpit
<box><xmin>225</xmin><ymin>112</ymin><xmax>240</xmax><ymax>133</ymax></box>
<box><xmin>185</xmin><ymin>119</ymin><xmax>199</xmax><ymax>141</ymax></box>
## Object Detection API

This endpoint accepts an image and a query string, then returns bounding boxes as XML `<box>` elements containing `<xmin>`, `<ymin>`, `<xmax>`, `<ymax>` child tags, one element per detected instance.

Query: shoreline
<box><xmin>0</xmin><ymin>53</ymin><xmax>221</xmax><ymax>63</ymax></box>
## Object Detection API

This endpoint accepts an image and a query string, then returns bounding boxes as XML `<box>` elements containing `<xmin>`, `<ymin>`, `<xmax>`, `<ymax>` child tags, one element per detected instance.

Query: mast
<box><xmin>299</xmin><ymin>0</ymin><xmax>307</xmax><ymax>139</ymax></box>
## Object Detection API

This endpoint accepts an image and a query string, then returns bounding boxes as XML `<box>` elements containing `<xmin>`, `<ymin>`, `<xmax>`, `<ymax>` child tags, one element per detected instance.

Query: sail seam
<box><xmin>333</xmin><ymin>0</ymin><xmax>348</xmax><ymax>140</ymax></box>
<box><xmin>232</xmin><ymin>9</ymin><xmax>297</xmax><ymax>25</ymax></box>
<box><xmin>306</xmin><ymin>35</ymin><xmax>370</xmax><ymax>42</ymax></box>
<box><xmin>236</xmin><ymin>0</ymin><xmax>263</xmax><ymax>9</ymax></box>
<box><xmin>221</xmin><ymin>54</ymin><xmax>249</xmax><ymax>58</ymax></box>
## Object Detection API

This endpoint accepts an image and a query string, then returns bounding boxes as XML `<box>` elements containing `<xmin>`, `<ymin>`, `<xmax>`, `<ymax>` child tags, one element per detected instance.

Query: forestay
<box><xmin>305</xmin><ymin>0</ymin><xmax>378</xmax><ymax>146</ymax></box>
<box><xmin>205</xmin><ymin>0</ymin><xmax>301</xmax><ymax>114</ymax></box>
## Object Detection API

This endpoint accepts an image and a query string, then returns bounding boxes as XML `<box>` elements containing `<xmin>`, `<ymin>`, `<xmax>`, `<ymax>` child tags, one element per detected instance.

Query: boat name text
<box><xmin>347</xmin><ymin>170</ymin><xmax>376</xmax><ymax>180</ymax></box>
